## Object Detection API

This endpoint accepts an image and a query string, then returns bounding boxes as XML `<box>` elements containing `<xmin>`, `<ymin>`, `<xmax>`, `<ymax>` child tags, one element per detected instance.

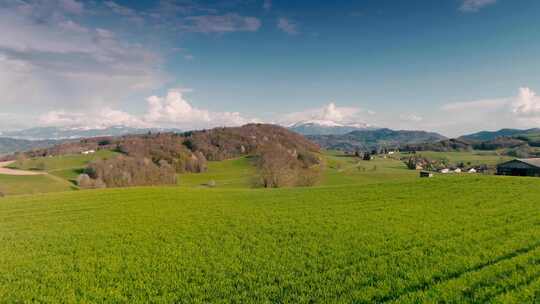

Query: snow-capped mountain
<box><xmin>0</xmin><ymin>126</ymin><xmax>183</xmax><ymax>140</ymax></box>
<box><xmin>289</xmin><ymin>120</ymin><xmax>374</xmax><ymax>135</ymax></box>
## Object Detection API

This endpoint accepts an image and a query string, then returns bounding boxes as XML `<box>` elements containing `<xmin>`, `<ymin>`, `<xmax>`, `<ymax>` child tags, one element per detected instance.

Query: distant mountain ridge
<box><xmin>289</xmin><ymin>120</ymin><xmax>373</xmax><ymax>136</ymax></box>
<box><xmin>307</xmin><ymin>128</ymin><xmax>447</xmax><ymax>151</ymax></box>
<box><xmin>461</xmin><ymin>128</ymin><xmax>540</xmax><ymax>142</ymax></box>
<box><xmin>0</xmin><ymin>137</ymin><xmax>60</xmax><ymax>155</ymax></box>
<box><xmin>0</xmin><ymin>126</ymin><xmax>182</xmax><ymax>140</ymax></box>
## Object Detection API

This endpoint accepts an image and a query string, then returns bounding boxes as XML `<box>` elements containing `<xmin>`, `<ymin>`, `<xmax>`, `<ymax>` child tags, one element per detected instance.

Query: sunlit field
<box><xmin>1</xmin><ymin>176</ymin><xmax>539</xmax><ymax>302</ymax></box>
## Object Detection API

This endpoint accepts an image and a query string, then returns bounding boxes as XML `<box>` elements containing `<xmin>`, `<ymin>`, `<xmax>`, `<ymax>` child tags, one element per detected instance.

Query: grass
<box><xmin>178</xmin><ymin>156</ymin><xmax>256</xmax><ymax>189</ymax></box>
<box><xmin>8</xmin><ymin>150</ymin><xmax>118</xmax><ymax>183</ymax></box>
<box><xmin>1</xmin><ymin>175</ymin><xmax>539</xmax><ymax>302</ymax></box>
<box><xmin>0</xmin><ymin>174</ymin><xmax>74</xmax><ymax>195</ymax></box>
<box><xmin>322</xmin><ymin>153</ymin><xmax>418</xmax><ymax>186</ymax></box>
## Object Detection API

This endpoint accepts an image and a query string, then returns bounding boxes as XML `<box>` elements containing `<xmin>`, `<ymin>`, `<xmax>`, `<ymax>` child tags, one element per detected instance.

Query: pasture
<box><xmin>1</xmin><ymin>176</ymin><xmax>539</xmax><ymax>302</ymax></box>
<box><xmin>8</xmin><ymin>150</ymin><xmax>118</xmax><ymax>182</ymax></box>
<box><xmin>0</xmin><ymin>174</ymin><xmax>74</xmax><ymax>196</ymax></box>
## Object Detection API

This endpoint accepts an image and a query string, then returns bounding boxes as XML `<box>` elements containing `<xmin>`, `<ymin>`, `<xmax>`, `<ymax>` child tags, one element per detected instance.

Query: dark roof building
<box><xmin>497</xmin><ymin>158</ymin><xmax>540</xmax><ymax>177</ymax></box>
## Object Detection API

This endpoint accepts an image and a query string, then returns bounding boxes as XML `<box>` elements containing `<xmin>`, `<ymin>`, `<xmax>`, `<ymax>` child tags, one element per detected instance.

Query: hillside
<box><xmin>0</xmin><ymin>137</ymin><xmax>60</xmax><ymax>156</ymax></box>
<box><xmin>1</xmin><ymin>176</ymin><xmax>539</xmax><ymax>302</ymax></box>
<box><xmin>4</xmin><ymin>124</ymin><xmax>323</xmax><ymax>190</ymax></box>
<box><xmin>308</xmin><ymin>128</ymin><xmax>447</xmax><ymax>152</ymax></box>
<box><xmin>461</xmin><ymin>128</ymin><xmax>540</xmax><ymax>142</ymax></box>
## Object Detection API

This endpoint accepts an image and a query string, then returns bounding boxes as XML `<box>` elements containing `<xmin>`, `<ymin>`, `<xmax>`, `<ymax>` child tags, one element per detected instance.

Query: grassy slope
<box><xmin>0</xmin><ymin>150</ymin><xmax>508</xmax><ymax>196</ymax></box>
<box><xmin>1</xmin><ymin>176</ymin><xmax>539</xmax><ymax>302</ymax></box>
<box><xmin>0</xmin><ymin>174</ymin><xmax>74</xmax><ymax>195</ymax></box>
<box><xmin>179</xmin><ymin>153</ymin><xmax>419</xmax><ymax>189</ymax></box>
<box><xmin>178</xmin><ymin>156</ymin><xmax>256</xmax><ymax>189</ymax></box>
<box><xmin>8</xmin><ymin>150</ymin><xmax>118</xmax><ymax>181</ymax></box>
<box><xmin>322</xmin><ymin>153</ymin><xmax>417</xmax><ymax>186</ymax></box>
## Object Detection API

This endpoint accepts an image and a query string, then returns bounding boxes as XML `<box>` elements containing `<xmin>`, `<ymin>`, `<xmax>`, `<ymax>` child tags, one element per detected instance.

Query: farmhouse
<box><xmin>497</xmin><ymin>158</ymin><xmax>540</xmax><ymax>177</ymax></box>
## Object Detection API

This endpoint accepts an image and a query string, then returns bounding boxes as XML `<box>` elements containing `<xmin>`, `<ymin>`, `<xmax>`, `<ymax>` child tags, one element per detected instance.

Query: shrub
<box><xmin>254</xmin><ymin>144</ymin><xmax>322</xmax><ymax>188</ymax></box>
<box><xmin>363</xmin><ymin>152</ymin><xmax>372</xmax><ymax>161</ymax></box>
<box><xmin>76</xmin><ymin>174</ymin><xmax>106</xmax><ymax>189</ymax></box>
<box><xmin>84</xmin><ymin>156</ymin><xmax>177</xmax><ymax>188</ymax></box>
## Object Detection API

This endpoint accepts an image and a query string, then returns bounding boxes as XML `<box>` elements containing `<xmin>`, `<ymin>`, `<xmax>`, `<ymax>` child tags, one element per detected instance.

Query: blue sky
<box><xmin>1</xmin><ymin>0</ymin><xmax>539</xmax><ymax>136</ymax></box>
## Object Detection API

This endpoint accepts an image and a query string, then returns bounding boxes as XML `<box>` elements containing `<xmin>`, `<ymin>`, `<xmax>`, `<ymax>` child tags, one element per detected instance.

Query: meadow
<box><xmin>1</xmin><ymin>175</ymin><xmax>539</xmax><ymax>302</ymax></box>
<box><xmin>0</xmin><ymin>174</ymin><xmax>74</xmax><ymax>195</ymax></box>
<box><xmin>1</xmin><ymin>150</ymin><xmax>539</xmax><ymax>302</ymax></box>
<box><xmin>8</xmin><ymin>150</ymin><xmax>118</xmax><ymax>182</ymax></box>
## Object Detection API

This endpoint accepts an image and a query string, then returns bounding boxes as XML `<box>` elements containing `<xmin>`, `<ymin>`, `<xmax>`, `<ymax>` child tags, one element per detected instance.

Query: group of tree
<box><xmin>78</xmin><ymin>155</ymin><xmax>177</xmax><ymax>189</ymax></box>
<box><xmin>254</xmin><ymin>144</ymin><xmax>322</xmax><ymax>188</ymax></box>
<box><xmin>72</xmin><ymin>124</ymin><xmax>323</xmax><ymax>189</ymax></box>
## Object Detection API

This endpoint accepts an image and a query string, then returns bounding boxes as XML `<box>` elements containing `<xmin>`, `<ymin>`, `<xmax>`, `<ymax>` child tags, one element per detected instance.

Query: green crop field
<box><xmin>2</xmin><ymin>149</ymin><xmax>538</xmax><ymax>302</ymax></box>
<box><xmin>1</xmin><ymin>176</ymin><xmax>539</xmax><ymax>302</ymax></box>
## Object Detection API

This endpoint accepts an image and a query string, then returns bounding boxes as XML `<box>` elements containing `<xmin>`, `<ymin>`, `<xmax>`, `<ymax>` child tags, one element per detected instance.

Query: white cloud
<box><xmin>440</xmin><ymin>98</ymin><xmax>507</xmax><ymax>111</ymax></box>
<box><xmin>277</xmin><ymin>17</ymin><xmax>298</xmax><ymax>35</ymax></box>
<box><xmin>35</xmin><ymin>89</ymin><xmax>257</xmax><ymax>130</ymax></box>
<box><xmin>145</xmin><ymin>90</ymin><xmax>211</xmax><ymax>125</ymax></box>
<box><xmin>0</xmin><ymin>1</ymin><xmax>166</xmax><ymax>113</ymax></box>
<box><xmin>435</xmin><ymin>87</ymin><xmax>540</xmax><ymax>136</ymax></box>
<box><xmin>181</xmin><ymin>13</ymin><xmax>261</xmax><ymax>33</ymax></box>
<box><xmin>281</xmin><ymin>102</ymin><xmax>372</xmax><ymax>126</ymax></box>
<box><xmin>144</xmin><ymin>89</ymin><xmax>256</xmax><ymax>129</ymax></box>
<box><xmin>512</xmin><ymin>87</ymin><xmax>540</xmax><ymax>117</ymax></box>
<box><xmin>39</xmin><ymin>108</ymin><xmax>147</xmax><ymax>129</ymax></box>
<box><xmin>460</xmin><ymin>0</ymin><xmax>497</xmax><ymax>12</ymax></box>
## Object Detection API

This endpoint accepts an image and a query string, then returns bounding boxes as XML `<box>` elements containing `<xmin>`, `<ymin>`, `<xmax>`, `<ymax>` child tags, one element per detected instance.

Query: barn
<box><xmin>497</xmin><ymin>158</ymin><xmax>540</xmax><ymax>177</ymax></box>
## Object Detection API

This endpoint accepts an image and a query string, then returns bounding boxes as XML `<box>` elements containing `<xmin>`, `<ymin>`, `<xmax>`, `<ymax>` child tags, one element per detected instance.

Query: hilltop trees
<box><xmin>255</xmin><ymin>144</ymin><xmax>322</xmax><ymax>188</ymax></box>
<box><xmin>79</xmin><ymin>156</ymin><xmax>177</xmax><ymax>188</ymax></box>
<box><xmin>118</xmin><ymin>133</ymin><xmax>207</xmax><ymax>173</ymax></box>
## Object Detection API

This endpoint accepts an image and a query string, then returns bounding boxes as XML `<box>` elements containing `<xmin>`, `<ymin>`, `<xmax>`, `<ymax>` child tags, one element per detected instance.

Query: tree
<box><xmin>363</xmin><ymin>152</ymin><xmax>372</xmax><ymax>161</ymax></box>
<box><xmin>83</xmin><ymin>156</ymin><xmax>177</xmax><ymax>188</ymax></box>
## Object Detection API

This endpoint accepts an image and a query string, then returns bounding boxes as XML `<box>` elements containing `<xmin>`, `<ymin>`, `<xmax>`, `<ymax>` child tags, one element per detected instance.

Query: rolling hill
<box><xmin>461</xmin><ymin>128</ymin><xmax>540</xmax><ymax>142</ymax></box>
<box><xmin>0</xmin><ymin>137</ymin><xmax>60</xmax><ymax>156</ymax></box>
<box><xmin>308</xmin><ymin>128</ymin><xmax>447</xmax><ymax>151</ymax></box>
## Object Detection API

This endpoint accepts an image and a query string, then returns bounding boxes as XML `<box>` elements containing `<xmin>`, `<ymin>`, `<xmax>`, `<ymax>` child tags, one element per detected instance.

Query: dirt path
<box><xmin>0</xmin><ymin>161</ymin><xmax>47</xmax><ymax>176</ymax></box>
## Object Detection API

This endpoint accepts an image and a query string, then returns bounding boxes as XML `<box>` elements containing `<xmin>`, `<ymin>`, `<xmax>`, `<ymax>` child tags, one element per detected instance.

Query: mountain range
<box><xmin>307</xmin><ymin>128</ymin><xmax>447</xmax><ymax>152</ymax></box>
<box><xmin>0</xmin><ymin>126</ymin><xmax>182</xmax><ymax>141</ymax></box>
<box><xmin>3</xmin><ymin>123</ymin><xmax>540</xmax><ymax>156</ymax></box>
<box><xmin>289</xmin><ymin>120</ymin><xmax>373</xmax><ymax>136</ymax></box>
<box><xmin>460</xmin><ymin>128</ymin><xmax>540</xmax><ymax>142</ymax></box>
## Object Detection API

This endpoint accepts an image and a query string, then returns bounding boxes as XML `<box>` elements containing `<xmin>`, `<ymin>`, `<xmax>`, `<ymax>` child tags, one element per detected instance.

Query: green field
<box><xmin>8</xmin><ymin>150</ymin><xmax>118</xmax><ymax>182</ymax></box>
<box><xmin>178</xmin><ymin>156</ymin><xmax>257</xmax><ymax>188</ymax></box>
<box><xmin>0</xmin><ymin>174</ymin><xmax>74</xmax><ymax>196</ymax></box>
<box><xmin>2</xmin><ymin>150</ymin><xmax>538</xmax><ymax>302</ymax></box>
<box><xmin>1</xmin><ymin>176</ymin><xmax>539</xmax><ymax>302</ymax></box>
